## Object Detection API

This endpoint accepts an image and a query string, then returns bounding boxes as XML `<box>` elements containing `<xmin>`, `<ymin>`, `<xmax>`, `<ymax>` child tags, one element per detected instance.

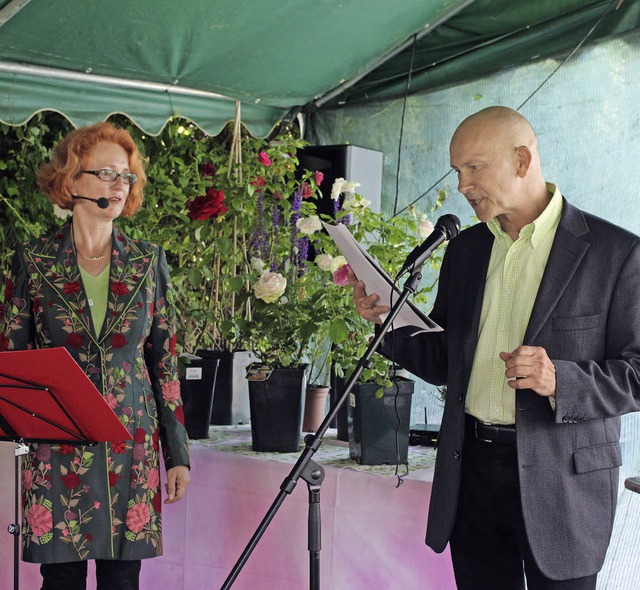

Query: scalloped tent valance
<box><xmin>0</xmin><ymin>0</ymin><xmax>638</xmax><ymax>137</ymax></box>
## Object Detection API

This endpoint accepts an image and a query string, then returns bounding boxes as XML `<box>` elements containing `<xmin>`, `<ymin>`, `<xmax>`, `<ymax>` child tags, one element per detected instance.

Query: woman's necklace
<box><xmin>71</xmin><ymin>223</ymin><xmax>110</xmax><ymax>261</ymax></box>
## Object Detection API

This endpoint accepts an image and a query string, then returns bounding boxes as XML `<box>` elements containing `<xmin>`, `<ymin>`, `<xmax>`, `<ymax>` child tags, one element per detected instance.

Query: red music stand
<box><xmin>0</xmin><ymin>347</ymin><xmax>131</xmax><ymax>590</ymax></box>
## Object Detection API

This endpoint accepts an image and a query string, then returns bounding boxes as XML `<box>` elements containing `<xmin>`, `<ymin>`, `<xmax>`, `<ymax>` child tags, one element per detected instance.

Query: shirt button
<box><xmin>454</xmin><ymin>451</ymin><xmax>460</xmax><ymax>460</ymax></box>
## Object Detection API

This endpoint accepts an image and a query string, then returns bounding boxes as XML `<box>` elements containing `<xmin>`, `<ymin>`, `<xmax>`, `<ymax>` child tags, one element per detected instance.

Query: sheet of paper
<box><xmin>322</xmin><ymin>222</ymin><xmax>442</xmax><ymax>333</ymax></box>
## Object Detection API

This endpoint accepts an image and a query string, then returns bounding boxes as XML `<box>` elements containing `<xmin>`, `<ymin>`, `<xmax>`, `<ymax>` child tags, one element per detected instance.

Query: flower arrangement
<box><xmin>181</xmin><ymin>129</ymin><xmax>331</xmax><ymax>368</ymax></box>
<box><xmin>306</xmin><ymin>179</ymin><xmax>449</xmax><ymax>390</ymax></box>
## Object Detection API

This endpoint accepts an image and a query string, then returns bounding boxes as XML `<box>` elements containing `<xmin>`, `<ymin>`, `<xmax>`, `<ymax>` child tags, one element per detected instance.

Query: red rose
<box><xmin>111</xmin><ymin>441</ymin><xmax>126</xmax><ymax>454</ymax></box>
<box><xmin>134</xmin><ymin>427</ymin><xmax>146</xmax><ymax>444</ymax></box>
<box><xmin>5</xmin><ymin>278</ymin><xmax>14</xmax><ymax>302</ymax></box>
<box><xmin>108</xmin><ymin>472</ymin><xmax>122</xmax><ymax>487</ymax></box>
<box><xmin>65</xmin><ymin>332</ymin><xmax>83</xmax><ymax>349</ymax></box>
<box><xmin>111</xmin><ymin>282</ymin><xmax>129</xmax><ymax>296</ymax></box>
<box><xmin>151</xmin><ymin>491</ymin><xmax>162</xmax><ymax>514</ymax></box>
<box><xmin>301</xmin><ymin>181</ymin><xmax>313</xmax><ymax>199</ymax></box>
<box><xmin>63</xmin><ymin>281</ymin><xmax>82</xmax><ymax>295</ymax></box>
<box><xmin>61</xmin><ymin>472</ymin><xmax>81</xmax><ymax>489</ymax></box>
<box><xmin>200</xmin><ymin>163</ymin><xmax>216</xmax><ymax>177</ymax></box>
<box><xmin>152</xmin><ymin>429</ymin><xmax>159</xmax><ymax>452</ymax></box>
<box><xmin>111</xmin><ymin>333</ymin><xmax>127</xmax><ymax>349</ymax></box>
<box><xmin>251</xmin><ymin>176</ymin><xmax>265</xmax><ymax>187</ymax></box>
<box><xmin>187</xmin><ymin>189</ymin><xmax>228</xmax><ymax>221</ymax></box>
<box><xmin>258</xmin><ymin>151</ymin><xmax>271</xmax><ymax>166</ymax></box>
<box><xmin>314</xmin><ymin>171</ymin><xmax>324</xmax><ymax>186</ymax></box>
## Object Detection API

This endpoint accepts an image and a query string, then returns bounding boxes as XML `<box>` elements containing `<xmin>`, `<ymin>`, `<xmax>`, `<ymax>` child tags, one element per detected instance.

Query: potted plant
<box><xmin>308</xmin><ymin>179</ymin><xmax>450</xmax><ymax>463</ymax></box>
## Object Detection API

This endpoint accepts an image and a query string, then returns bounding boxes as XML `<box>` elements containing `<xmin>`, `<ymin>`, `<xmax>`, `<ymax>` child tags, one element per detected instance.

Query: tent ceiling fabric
<box><xmin>0</xmin><ymin>0</ymin><xmax>638</xmax><ymax>136</ymax></box>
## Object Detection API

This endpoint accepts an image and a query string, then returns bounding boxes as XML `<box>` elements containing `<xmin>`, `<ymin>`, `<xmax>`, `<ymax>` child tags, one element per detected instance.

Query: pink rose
<box><xmin>126</xmin><ymin>503</ymin><xmax>151</xmax><ymax>533</ymax></box>
<box><xmin>147</xmin><ymin>467</ymin><xmax>160</xmax><ymax>491</ymax></box>
<box><xmin>27</xmin><ymin>503</ymin><xmax>53</xmax><ymax>537</ymax></box>
<box><xmin>258</xmin><ymin>151</ymin><xmax>271</xmax><ymax>166</ymax></box>
<box><xmin>162</xmin><ymin>380</ymin><xmax>181</xmax><ymax>403</ymax></box>
<box><xmin>22</xmin><ymin>469</ymin><xmax>33</xmax><ymax>490</ymax></box>
<box><xmin>332</xmin><ymin>264</ymin><xmax>351</xmax><ymax>287</ymax></box>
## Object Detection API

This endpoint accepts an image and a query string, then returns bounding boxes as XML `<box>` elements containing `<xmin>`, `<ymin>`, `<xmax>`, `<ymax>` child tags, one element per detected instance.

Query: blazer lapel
<box><xmin>98</xmin><ymin>226</ymin><xmax>155</xmax><ymax>343</ymax></box>
<box><xmin>524</xmin><ymin>200</ymin><xmax>590</xmax><ymax>344</ymax></box>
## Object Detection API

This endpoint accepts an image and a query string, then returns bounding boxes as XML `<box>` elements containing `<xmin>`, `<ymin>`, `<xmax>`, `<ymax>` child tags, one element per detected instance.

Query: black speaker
<box><xmin>298</xmin><ymin>144</ymin><xmax>383</xmax><ymax>217</ymax></box>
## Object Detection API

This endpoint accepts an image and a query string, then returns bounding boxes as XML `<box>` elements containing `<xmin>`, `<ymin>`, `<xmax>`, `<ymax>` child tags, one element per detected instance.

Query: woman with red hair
<box><xmin>1</xmin><ymin>122</ymin><xmax>190</xmax><ymax>590</ymax></box>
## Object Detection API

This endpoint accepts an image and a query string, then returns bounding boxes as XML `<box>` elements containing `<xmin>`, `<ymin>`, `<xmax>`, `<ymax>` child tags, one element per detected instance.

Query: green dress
<box><xmin>0</xmin><ymin>220</ymin><xmax>190</xmax><ymax>563</ymax></box>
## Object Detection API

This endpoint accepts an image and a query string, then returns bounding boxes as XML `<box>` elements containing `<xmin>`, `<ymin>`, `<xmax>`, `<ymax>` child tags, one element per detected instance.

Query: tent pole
<box><xmin>0</xmin><ymin>0</ymin><xmax>33</xmax><ymax>28</ymax></box>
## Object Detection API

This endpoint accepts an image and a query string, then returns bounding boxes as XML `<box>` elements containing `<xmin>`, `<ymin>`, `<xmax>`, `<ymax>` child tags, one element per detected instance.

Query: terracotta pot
<box><xmin>302</xmin><ymin>386</ymin><xmax>330</xmax><ymax>432</ymax></box>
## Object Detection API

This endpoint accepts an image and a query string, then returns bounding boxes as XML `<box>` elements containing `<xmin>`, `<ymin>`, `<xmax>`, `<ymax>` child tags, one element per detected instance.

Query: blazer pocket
<box><xmin>573</xmin><ymin>442</ymin><xmax>622</xmax><ymax>474</ymax></box>
<box><xmin>553</xmin><ymin>313</ymin><xmax>601</xmax><ymax>331</ymax></box>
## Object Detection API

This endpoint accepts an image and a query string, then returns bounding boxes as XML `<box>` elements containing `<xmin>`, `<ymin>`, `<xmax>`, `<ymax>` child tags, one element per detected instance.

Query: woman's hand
<box><xmin>164</xmin><ymin>465</ymin><xmax>191</xmax><ymax>504</ymax></box>
<box><xmin>347</xmin><ymin>268</ymin><xmax>390</xmax><ymax>325</ymax></box>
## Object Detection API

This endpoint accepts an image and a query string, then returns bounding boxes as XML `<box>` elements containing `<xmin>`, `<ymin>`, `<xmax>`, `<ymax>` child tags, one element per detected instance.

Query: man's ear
<box><xmin>515</xmin><ymin>145</ymin><xmax>532</xmax><ymax>178</ymax></box>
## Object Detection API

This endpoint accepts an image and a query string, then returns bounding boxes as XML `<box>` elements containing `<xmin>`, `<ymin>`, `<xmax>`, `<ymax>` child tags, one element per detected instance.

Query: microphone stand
<box><xmin>220</xmin><ymin>267</ymin><xmax>425</xmax><ymax>590</ymax></box>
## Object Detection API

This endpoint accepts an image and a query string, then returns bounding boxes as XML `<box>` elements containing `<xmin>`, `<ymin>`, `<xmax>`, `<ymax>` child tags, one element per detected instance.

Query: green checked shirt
<box><xmin>465</xmin><ymin>183</ymin><xmax>562</xmax><ymax>425</ymax></box>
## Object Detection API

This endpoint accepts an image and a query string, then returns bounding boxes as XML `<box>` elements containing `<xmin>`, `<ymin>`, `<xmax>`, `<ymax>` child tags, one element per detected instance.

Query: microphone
<box><xmin>398</xmin><ymin>214</ymin><xmax>461</xmax><ymax>276</ymax></box>
<box><xmin>72</xmin><ymin>195</ymin><xmax>110</xmax><ymax>209</ymax></box>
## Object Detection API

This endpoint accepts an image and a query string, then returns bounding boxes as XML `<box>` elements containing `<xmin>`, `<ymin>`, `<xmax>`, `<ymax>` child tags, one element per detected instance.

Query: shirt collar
<box><xmin>487</xmin><ymin>182</ymin><xmax>563</xmax><ymax>246</ymax></box>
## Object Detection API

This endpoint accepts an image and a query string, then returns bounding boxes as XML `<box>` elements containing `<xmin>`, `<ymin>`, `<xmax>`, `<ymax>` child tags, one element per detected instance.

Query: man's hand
<box><xmin>347</xmin><ymin>268</ymin><xmax>390</xmax><ymax>325</ymax></box>
<box><xmin>164</xmin><ymin>465</ymin><xmax>191</xmax><ymax>504</ymax></box>
<box><xmin>499</xmin><ymin>346</ymin><xmax>556</xmax><ymax>397</ymax></box>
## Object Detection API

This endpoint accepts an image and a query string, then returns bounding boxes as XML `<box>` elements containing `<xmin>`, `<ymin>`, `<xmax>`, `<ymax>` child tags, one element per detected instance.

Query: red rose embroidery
<box><xmin>58</xmin><ymin>445</ymin><xmax>76</xmax><ymax>454</ymax></box>
<box><xmin>126</xmin><ymin>503</ymin><xmax>151</xmax><ymax>533</ymax></box>
<box><xmin>152</xmin><ymin>429</ymin><xmax>159</xmax><ymax>452</ymax></box>
<box><xmin>111</xmin><ymin>441</ymin><xmax>126</xmax><ymax>454</ymax></box>
<box><xmin>169</xmin><ymin>334</ymin><xmax>177</xmax><ymax>356</ymax></box>
<box><xmin>63</xmin><ymin>281</ymin><xmax>82</xmax><ymax>295</ymax></box>
<box><xmin>108</xmin><ymin>472</ymin><xmax>122</xmax><ymax>487</ymax></box>
<box><xmin>5</xmin><ymin>278</ymin><xmax>14</xmax><ymax>301</ymax></box>
<box><xmin>134</xmin><ymin>428</ymin><xmax>146</xmax><ymax>444</ymax></box>
<box><xmin>152</xmin><ymin>491</ymin><xmax>162</xmax><ymax>514</ymax></box>
<box><xmin>0</xmin><ymin>332</ymin><xmax>9</xmax><ymax>352</ymax></box>
<box><xmin>111</xmin><ymin>333</ymin><xmax>127</xmax><ymax>349</ymax></box>
<box><xmin>174</xmin><ymin>405</ymin><xmax>185</xmax><ymax>426</ymax></box>
<box><xmin>187</xmin><ymin>189</ymin><xmax>228</xmax><ymax>221</ymax></box>
<box><xmin>61</xmin><ymin>472</ymin><xmax>81</xmax><ymax>489</ymax></box>
<box><xmin>26</xmin><ymin>503</ymin><xmax>53</xmax><ymax>537</ymax></box>
<box><xmin>65</xmin><ymin>332</ymin><xmax>83</xmax><ymax>349</ymax></box>
<box><xmin>111</xmin><ymin>282</ymin><xmax>129</xmax><ymax>296</ymax></box>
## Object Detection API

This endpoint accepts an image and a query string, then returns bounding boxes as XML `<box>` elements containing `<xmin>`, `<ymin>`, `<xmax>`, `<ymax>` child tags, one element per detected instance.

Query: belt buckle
<box><xmin>475</xmin><ymin>420</ymin><xmax>494</xmax><ymax>443</ymax></box>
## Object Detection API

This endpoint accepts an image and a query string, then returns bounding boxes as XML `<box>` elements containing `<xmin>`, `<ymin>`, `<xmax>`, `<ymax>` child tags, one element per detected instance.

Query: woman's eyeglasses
<box><xmin>82</xmin><ymin>169</ymin><xmax>138</xmax><ymax>185</ymax></box>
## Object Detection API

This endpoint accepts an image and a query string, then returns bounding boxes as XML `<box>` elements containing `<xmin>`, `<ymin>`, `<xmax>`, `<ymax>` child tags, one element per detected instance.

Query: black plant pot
<box><xmin>196</xmin><ymin>349</ymin><xmax>256</xmax><ymax>425</ymax></box>
<box><xmin>180</xmin><ymin>357</ymin><xmax>220</xmax><ymax>439</ymax></box>
<box><xmin>247</xmin><ymin>367</ymin><xmax>307</xmax><ymax>452</ymax></box>
<box><xmin>349</xmin><ymin>379</ymin><xmax>414</xmax><ymax>465</ymax></box>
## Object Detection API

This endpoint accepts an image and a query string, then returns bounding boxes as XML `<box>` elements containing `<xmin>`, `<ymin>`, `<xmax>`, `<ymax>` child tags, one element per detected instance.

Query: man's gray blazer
<box><xmin>385</xmin><ymin>199</ymin><xmax>640</xmax><ymax>580</ymax></box>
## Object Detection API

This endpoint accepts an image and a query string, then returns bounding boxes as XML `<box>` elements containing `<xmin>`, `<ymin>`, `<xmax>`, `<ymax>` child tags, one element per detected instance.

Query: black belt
<box><xmin>465</xmin><ymin>414</ymin><xmax>516</xmax><ymax>445</ymax></box>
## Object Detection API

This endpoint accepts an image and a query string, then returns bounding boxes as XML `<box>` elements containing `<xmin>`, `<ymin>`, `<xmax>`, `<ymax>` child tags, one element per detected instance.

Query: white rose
<box><xmin>251</xmin><ymin>257</ymin><xmax>267</xmax><ymax>274</ymax></box>
<box><xmin>253</xmin><ymin>272</ymin><xmax>287</xmax><ymax>303</ymax></box>
<box><xmin>331</xmin><ymin>177</ymin><xmax>346</xmax><ymax>200</ymax></box>
<box><xmin>329</xmin><ymin>255</ymin><xmax>348</xmax><ymax>272</ymax></box>
<box><xmin>341</xmin><ymin>180</ymin><xmax>361</xmax><ymax>194</ymax></box>
<box><xmin>296</xmin><ymin>215</ymin><xmax>322</xmax><ymax>235</ymax></box>
<box><xmin>418</xmin><ymin>215</ymin><xmax>435</xmax><ymax>239</ymax></box>
<box><xmin>315</xmin><ymin>254</ymin><xmax>334</xmax><ymax>271</ymax></box>
<box><xmin>343</xmin><ymin>194</ymin><xmax>371</xmax><ymax>211</ymax></box>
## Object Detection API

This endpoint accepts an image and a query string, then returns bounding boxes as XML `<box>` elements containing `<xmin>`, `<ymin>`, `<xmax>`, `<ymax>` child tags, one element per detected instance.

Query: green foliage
<box><xmin>0</xmin><ymin>113</ymin><xmax>449</xmax><ymax>384</ymax></box>
<box><xmin>0</xmin><ymin>114</ymin><xmax>72</xmax><ymax>283</ymax></box>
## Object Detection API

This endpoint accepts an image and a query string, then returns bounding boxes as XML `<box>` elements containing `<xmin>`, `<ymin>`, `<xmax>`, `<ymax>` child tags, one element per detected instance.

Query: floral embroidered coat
<box><xmin>0</xmin><ymin>220</ymin><xmax>190</xmax><ymax>563</ymax></box>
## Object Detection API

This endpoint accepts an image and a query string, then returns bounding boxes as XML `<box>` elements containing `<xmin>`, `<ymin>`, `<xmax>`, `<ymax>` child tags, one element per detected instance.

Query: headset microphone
<box><xmin>72</xmin><ymin>195</ymin><xmax>110</xmax><ymax>209</ymax></box>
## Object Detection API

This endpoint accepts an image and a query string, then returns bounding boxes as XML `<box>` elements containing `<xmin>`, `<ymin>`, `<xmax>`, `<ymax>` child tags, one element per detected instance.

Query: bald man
<box><xmin>350</xmin><ymin>106</ymin><xmax>640</xmax><ymax>589</ymax></box>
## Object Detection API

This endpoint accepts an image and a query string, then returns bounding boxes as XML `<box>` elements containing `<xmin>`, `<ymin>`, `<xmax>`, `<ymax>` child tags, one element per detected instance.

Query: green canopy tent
<box><xmin>1</xmin><ymin>0</ymin><xmax>638</xmax><ymax>136</ymax></box>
